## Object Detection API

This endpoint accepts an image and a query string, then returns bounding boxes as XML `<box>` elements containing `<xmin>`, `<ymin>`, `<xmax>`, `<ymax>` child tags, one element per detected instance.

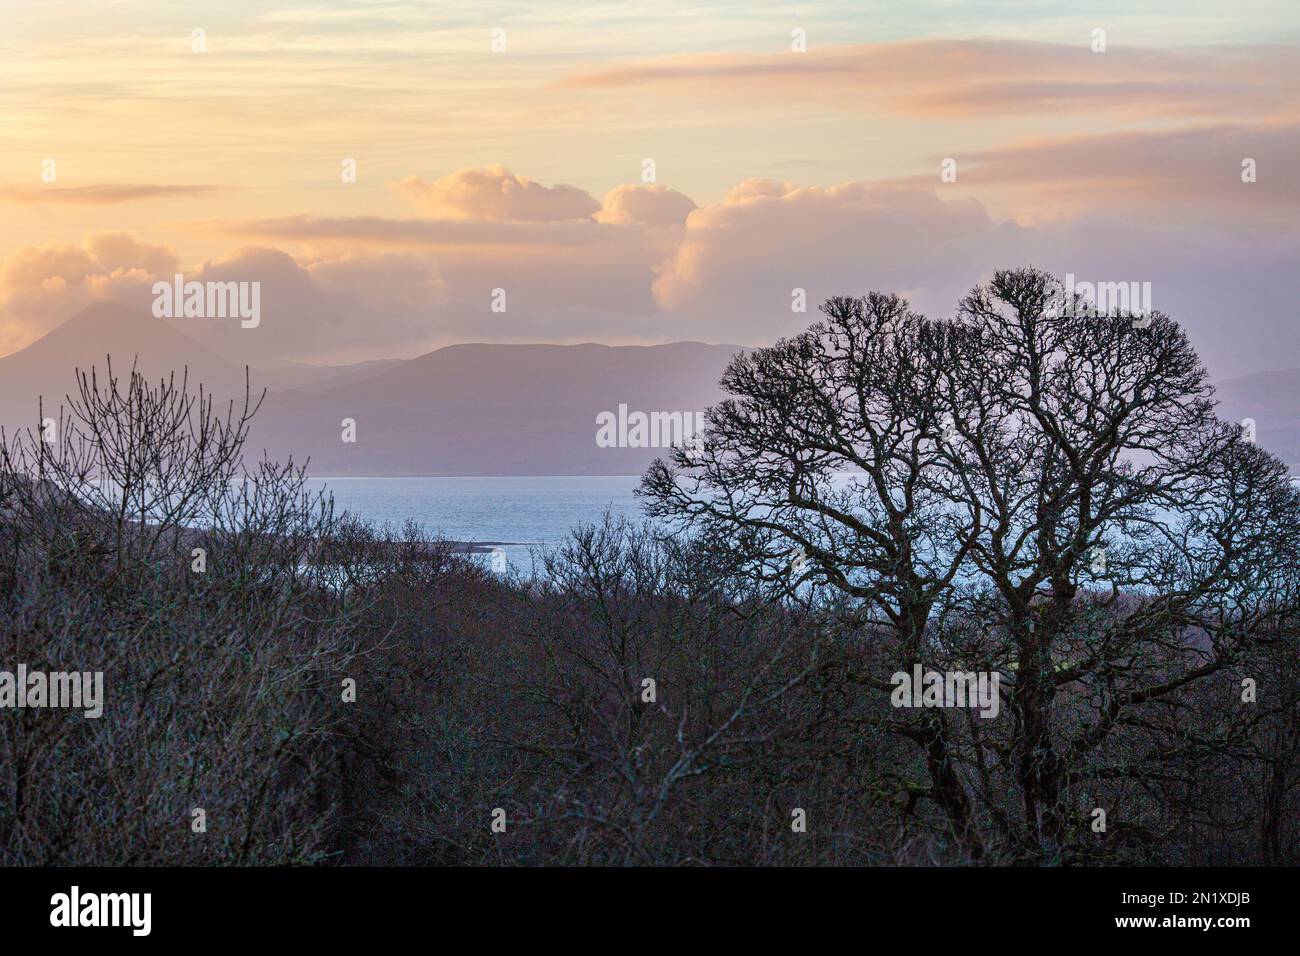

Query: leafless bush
<box><xmin>0</xmin><ymin>362</ymin><xmax>358</xmax><ymax>864</ymax></box>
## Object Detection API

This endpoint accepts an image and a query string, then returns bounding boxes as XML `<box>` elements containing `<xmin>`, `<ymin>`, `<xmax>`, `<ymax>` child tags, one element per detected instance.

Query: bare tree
<box><xmin>641</xmin><ymin>267</ymin><xmax>1300</xmax><ymax>862</ymax></box>
<box><xmin>0</xmin><ymin>362</ymin><xmax>358</xmax><ymax>864</ymax></box>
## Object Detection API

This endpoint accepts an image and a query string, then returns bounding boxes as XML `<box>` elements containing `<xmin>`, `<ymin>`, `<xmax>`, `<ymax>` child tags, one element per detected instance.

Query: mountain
<box><xmin>0</xmin><ymin>302</ymin><xmax>249</xmax><ymax>434</ymax></box>
<box><xmin>246</xmin><ymin>342</ymin><xmax>741</xmax><ymax>475</ymax></box>
<box><xmin>0</xmin><ymin>305</ymin><xmax>741</xmax><ymax>475</ymax></box>
<box><xmin>254</xmin><ymin>359</ymin><xmax>405</xmax><ymax>394</ymax></box>
<box><xmin>7</xmin><ymin>304</ymin><xmax>1297</xmax><ymax>476</ymax></box>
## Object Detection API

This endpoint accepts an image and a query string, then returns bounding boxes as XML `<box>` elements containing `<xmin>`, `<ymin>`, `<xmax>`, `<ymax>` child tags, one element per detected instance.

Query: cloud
<box><xmin>176</xmin><ymin>248</ymin><xmax>450</xmax><ymax>364</ymax></box>
<box><xmin>207</xmin><ymin>214</ymin><xmax>613</xmax><ymax>249</ymax></box>
<box><xmin>0</xmin><ymin>233</ymin><xmax>179</xmax><ymax>353</ymax></box>
<box><xmin>394</xmin><ymin>166</ymin><xmax>600</xmax><ymax>222</ymax></box>
<box><xmin>950</xmin><ymin>123</ymin><xmax>1300</xmax><ymax>221</ymax></box>
<box><xmin>562</xmin><ymin>40</ymin><xmax>1300</xmax><ymax>122</ymax></box>
<box><xmin>4</xmin><ymin>166</ymin><xmax>1299</xmax><ymax>379</ymax></box>
<box><xmin>0</xmin><ymin>235</ymin><xmax>450</xmax><ymax>364</ymax></box>
<box><xmin>648</xmin><ymin>178</ymin><xmax>1300</xmax><ymax>378</ymax></box>
<box><xmin>217</xmin><ymin>179</ymin><xmax>696</xmax><ymax>241</ymax></box>
<box><xmin>595</xmin><ymin>184</ymin><xmax>697</xmax><ymax>226</ymax></box>
<box><xmin>652</xmin><ymin>182</ymin><xmax>1009</xmax><ymax>333</ymax></box>
<box><xmin>0</xmin><ymin>184</ymin><xmax>229</xmax><ymax>205</ymax></box>
<box><xmin>83</xmin><ymin>232</ymin><xmax>181</xmax><ymax>275</ymax></box>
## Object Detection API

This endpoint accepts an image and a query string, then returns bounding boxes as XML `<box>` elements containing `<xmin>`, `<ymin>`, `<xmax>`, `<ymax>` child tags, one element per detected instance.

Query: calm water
<box><xmin>305</xmin><ymin>476</ymin><xmax>646</xmax><ymax>571</ymax></box>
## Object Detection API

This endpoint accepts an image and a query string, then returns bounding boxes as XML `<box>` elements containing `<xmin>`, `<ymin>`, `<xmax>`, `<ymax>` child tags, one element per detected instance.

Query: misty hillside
<box><xmin>0</xmin><ymin>302</ymin><xmax>249</xmax><ymax>430</ymax></box>
<box><xmin>254</xmin><ymin>359</ymin><xmax>406</xmax><ymax>394</ymax></box>
<box><xmin>246</xmin><ymin>341</ymin><xmax>739</xmax><ymax>475</ymax></box>
<box><xmin>0</xmin><ymin>304</ymin><xmax>740</xmax><ymax>475</ymax></box>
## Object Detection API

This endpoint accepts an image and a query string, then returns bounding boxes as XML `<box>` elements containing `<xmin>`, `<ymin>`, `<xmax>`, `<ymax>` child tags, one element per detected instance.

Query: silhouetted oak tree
<box><xmin>641</xmin><ymin>267</ymin><xmax>1300</xmax><ymax>862</ymax></box>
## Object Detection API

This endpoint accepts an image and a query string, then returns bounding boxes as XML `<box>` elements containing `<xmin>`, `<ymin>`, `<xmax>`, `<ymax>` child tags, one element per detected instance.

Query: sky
<box><xmin>1</xmin><ymin>0</ymin><xmax>1297</xmax><ymax>376</ymax></box>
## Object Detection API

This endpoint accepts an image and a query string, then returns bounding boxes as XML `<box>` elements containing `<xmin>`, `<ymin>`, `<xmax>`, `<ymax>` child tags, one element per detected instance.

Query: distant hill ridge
<box><xmin>0</xmin><ymin>303</ymin><xmax>742</xmax><ymax>476</ymax></box>
<box><xmin>6</xmin><ymin>302</ymin><xmax>1295</xmax><ymax>474</ymax></box>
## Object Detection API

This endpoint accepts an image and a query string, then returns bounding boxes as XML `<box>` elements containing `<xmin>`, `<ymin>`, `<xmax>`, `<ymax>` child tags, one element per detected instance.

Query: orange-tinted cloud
<box><xmin>0</xmin><ymin>233</ymin><xmax>179</xmax><ymax>353</ymax></box>
<box><xmin>0</xmin><ymin>184</ymin><xmax>229</xmax><ymax>205</ymax></box>
<box><xmin>206</xmin><ymin>214</ymin><xmax>613</xmax><ymax>249</ymax></box>
<box><xmin>563</xmin><ymin>40</ymin><xmax>1300</xmax><ymax>122</ymax></box>
<box><xmin>394</xmin><ymin>166</ymin><xmax>600</xmax><ymax>222</ymax></box>
<box><xmin>645</xmin><ymin>177</ymin><xmax>1300</xmax><ymax>378</ymax></box>
<box><xmin>652</xmin><ymin>181</ymin><xmax>1002</xmax><ymax>322</ymax></box>
<box><xmin>942</xmin><ymin>123</ymin><xmax>1300</xmax><ymax>222</ymax></box>
<box><xmin>595</xmin><ymin>185</ymin><xmax>696</xmax><ymax>226</ymax></box>
<box><xmin>4</xmin><ymin>164</ymin><xmax>1300</xmax><ymax>379</ymax></box>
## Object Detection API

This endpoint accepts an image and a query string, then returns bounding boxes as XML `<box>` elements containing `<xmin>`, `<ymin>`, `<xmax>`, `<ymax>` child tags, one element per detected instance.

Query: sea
<box><xmin>304</xmin><ymin>475</ymin><xmax>647</xmax><ymax>574</ymax></box>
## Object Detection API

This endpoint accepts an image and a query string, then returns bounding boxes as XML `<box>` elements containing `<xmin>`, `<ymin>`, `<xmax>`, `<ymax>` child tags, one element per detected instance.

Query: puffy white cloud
<box><xmin>183</xmin><ymin>247</ymin><xmax>450</xmax><ymax>364</ymax></box>
<box><xmin>84</xmin><ymin>232</ymin><xmax>181</xmax><ymax>276</ymax></box>
<box><xmin>652</xmin><ymin>181</ymin><xmax>1005</xmax><ymax>334</ymax></box>
<box><xmin>394</xmin><ymin>165</ymin><xmax>600</xmax><ymax>222</ymax></box>
<box><xmin>595</xmin><ymin>184</ymin><xmax>696</xmax><ymax>226</ymax></box>
<box><xmin>648</xmin><ymin>177</ymin><xmax>1300</xmax><ymax>378</ymax></box>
